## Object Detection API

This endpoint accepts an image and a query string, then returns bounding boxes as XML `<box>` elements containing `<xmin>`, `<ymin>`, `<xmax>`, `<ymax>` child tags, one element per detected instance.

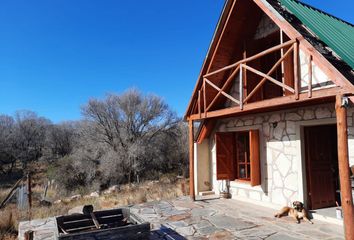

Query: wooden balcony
<box><xmin>188</xmin><ymin>39</ymin><xmax>346</xmax><ymax>121</ymax></box>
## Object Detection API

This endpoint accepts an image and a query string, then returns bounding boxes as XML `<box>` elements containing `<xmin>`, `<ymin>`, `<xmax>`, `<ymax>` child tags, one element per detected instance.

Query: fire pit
<box><xmin>56</xmin><ymin>207</ymin><xmax>150</xmax><ymax>240</ymax></box>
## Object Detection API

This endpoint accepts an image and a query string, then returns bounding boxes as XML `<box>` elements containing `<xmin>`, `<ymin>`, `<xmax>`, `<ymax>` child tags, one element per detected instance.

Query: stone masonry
<box><xmin>134</xmin><ymin>196</ymin><xmax>344</xmax><ymax>240</ymax></box>
<box><xmin>206</xmin><ymin>103</ymin><xmax>354</xmax><ymax>207</ymax></box>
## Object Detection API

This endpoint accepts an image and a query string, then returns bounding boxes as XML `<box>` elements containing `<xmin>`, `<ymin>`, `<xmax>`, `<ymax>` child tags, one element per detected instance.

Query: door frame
<box><xmin>295</xmin><ymin>118</ymin><xmax>336</xmax><ymax>209</ymax></box>
<box><xmin>303</xmin><ymin>123</ymin><xmax>337</xmax><ymax>209</ymax></box>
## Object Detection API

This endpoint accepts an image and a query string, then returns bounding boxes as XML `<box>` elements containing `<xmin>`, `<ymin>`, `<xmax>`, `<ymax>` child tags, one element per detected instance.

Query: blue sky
<box><xmin>0</xmin><ymin>0</ymin><xmax>352</xmax><ymax>123</ymax></box>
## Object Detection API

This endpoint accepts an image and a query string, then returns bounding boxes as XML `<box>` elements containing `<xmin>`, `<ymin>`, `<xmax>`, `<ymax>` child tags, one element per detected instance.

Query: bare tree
<box><xmin>82</xmin><ymin>89</ymin><xmax>180</xmax><ymax>183</ymax></box>
<box><xmin>0</xmin><ymin>90</ymin><xmax>189</xmax><ymax>192</ymax></box>
<box><xmin>46</xmin><ymin>121</ymin><xmax>78</xmax><ymax>159</ymax></box>
<box><xmin>12</xmin><ymin>110</ymin><xmax>51</xmax><ymax>168</ymax></box>
<box><xmin>0</xmin><ymin>115</ymin><xmax>16</xmax><ymax>174</ymax></box>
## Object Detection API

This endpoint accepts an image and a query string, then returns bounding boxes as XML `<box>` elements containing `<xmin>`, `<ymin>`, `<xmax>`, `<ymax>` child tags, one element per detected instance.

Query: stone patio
<box><xmin>132</xmin><ymin>196</ymin><xmax>344</xmax><ymax>240</ymax></box>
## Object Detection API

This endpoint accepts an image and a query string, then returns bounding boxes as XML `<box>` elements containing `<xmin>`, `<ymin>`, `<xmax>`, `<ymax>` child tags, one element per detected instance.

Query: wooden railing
<box><xmin>197</xmin><ymin>39</ymin><xmax>304</xmax><ymax>118</ymax></box>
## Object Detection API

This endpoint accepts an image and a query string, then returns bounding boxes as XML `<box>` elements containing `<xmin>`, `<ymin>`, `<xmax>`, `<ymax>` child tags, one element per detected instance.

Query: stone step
<box><xmin>195</xmin><ymin>194</ymin><xmax>220</xmax><ymax>201</ymax></box>
<box><xmin>199</xmin><ymin>191</ymin><xmax>215</xmax><ymax>196</ymax></box>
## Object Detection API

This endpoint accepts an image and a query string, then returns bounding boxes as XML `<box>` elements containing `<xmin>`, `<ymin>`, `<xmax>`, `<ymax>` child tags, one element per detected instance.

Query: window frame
<box><xmin>234</xmin><ymin>131</ymin><xmax>251</xmax><ymax>181</ymax></box>
<box><xmin>215</xmin><ymin>129</ymin><xmax>261</xmax><ymax>186</ymax></box>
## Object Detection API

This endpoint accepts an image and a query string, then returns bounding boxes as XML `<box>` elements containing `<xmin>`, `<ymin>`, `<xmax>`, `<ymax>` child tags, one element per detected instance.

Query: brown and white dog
<box><xmin>274</xmin><ymin>201</ymin><xmax>313</xmax><ymax>224</ymax></box>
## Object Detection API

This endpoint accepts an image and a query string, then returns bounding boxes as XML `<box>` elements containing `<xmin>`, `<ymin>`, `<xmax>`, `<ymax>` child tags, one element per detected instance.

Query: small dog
<box><xmin>274</xmin><ymin>201</ymin><xmax>313</xmax><ymax>224</ymax></box>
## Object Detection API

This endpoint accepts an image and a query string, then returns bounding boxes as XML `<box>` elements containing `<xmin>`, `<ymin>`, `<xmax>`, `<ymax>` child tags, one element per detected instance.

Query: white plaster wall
<box><xmin>299</xmin><ymin>49</ymin><xmax>335</xmax><ymax>91</ymax></box>
<box><xmin>210</xmin><ymin>138</ymin><xmax>219</xmax><ymax>194</ymax></box>
<box><xmin>195</xmin><ymin>140</ymin><xmax>211</xmax><ymax>194</ymax></box>
<box><xmin>208</xmin><ymin>104</ymin><xmax>354</xmax><ymax>208</ymax></box>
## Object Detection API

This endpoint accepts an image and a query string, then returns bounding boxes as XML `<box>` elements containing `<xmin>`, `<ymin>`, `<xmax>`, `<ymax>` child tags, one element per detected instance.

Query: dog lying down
<box><xmin>275</xmin><ymin>201</ymin><xmax>313</xmax><ymax>224</ymax></box>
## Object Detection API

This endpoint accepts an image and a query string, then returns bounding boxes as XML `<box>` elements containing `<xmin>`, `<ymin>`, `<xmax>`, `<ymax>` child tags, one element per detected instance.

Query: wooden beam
<box><xmin>188</xmin><ymin>87</ymin><xmax>349</xmax><ymax>121</ymax></box>
<box><xmin>253</xmin><ymin>0</ymin><xmax>354</xmax><ymax>91</ymax></box>
<box><xmin>204</xmin><ymin>39</ymin><xmax>296</xmax><ymax>78</ymax></box>
<box><xmin>243</xmin><ymin>41</ymin><xmax>248</xmax><ymax>101</ymax></box>
<box><xmin>190</xmin><ymin>99</ymin><xmax>197</xmax><ymax>116</ymax></box>
<box><xmin>198</xmin><ymin>90</ymin><xmax>201</xmax><ymax>119</ymax></box>
<box><xmin>205</xmin><ymin>65</ymin><xmax>240</xmax><ymax>112</ymax></box>
<box><xmin>335</xmin><ymin>95</ymin><xmax>354</xmax><ymax>240</ymax></box>
<box><xmin>205</xmin><ymin>0</ymin><xmax>237</xmax><ymax>74</ymax></box>
<box><xmin>203</xmin><ymin>80</ymin><xmax>207</xmax><ymax>118</ymax></box>
<box><xmin>204</xmin><ymin>78</ymin><xmax>240</xmax><ymax>108</ymax></box>
<box><xmin>242</xmin><ymin>64</ymin><xmax>295</xmax><ymax>93</ymax></box>
<box><xmin>188</xmin><ymin>120</ymin><xmax>195</xmax><ymax>200</ymax></box>
<box><xmin>243</xmin><ymin>45</ymin><xmax>295</xmax><ymax>103</ymax></box>
<box><xmin>184</xmin><ymin>0</ymin><xmax>235</xmax><ymax>119</ymax></box>
<box><xmin>280</xmin><ymin>30</ymin><xmax>285</xmax><ymax>88</ymax></box>
<box><xmin>239</xmin><ymin>65</ymin><xmax>243</xmax><ymax>110</ymax></box>
<box><xmin>294</xmin><ymin>42</ymin><xmax>299</xmax><ymax>100</ymax></box>
<box><xmin>196</xmin><ymin>120</ymin><xmax>216</xmax><ymax>144</ymax></box>
<box><xmin>308</xmin><ymin>55</ymin><xmax>313</xmax><ymax>98</ymax></box>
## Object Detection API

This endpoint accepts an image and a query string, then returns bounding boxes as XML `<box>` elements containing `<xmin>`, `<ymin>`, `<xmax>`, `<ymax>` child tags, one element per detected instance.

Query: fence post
<box><xmin>27</xmin><ymin>173</ymin><xmax>32</xmax><ymax>221</ymax></box>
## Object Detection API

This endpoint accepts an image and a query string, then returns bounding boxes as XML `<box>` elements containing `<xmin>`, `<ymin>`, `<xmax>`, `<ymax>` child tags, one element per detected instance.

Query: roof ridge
<box><xmin>281</xmin><ymin>0</ymin><xmax>354</xmax><ymax>27</ymax></box>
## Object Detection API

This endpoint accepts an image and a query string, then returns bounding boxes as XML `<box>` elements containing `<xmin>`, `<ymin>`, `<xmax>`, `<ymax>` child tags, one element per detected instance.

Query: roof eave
<box><xmin>184</xmin><ymin>0</ymin><xmax>234</xmax><ymax>120</ymax></box>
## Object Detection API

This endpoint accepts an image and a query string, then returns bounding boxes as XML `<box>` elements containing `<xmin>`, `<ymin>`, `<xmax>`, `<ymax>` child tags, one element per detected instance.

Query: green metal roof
<box><xmin>279</xmin><ymin>0</ymin><xmax>354</xmax><ymax>69</ymax></box>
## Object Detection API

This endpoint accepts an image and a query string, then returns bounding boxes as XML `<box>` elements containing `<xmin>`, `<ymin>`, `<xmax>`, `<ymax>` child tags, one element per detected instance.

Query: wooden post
<box><xmin>280</xmin><ymin>30</ymin><xmax>285</xmax><ymax>94</ymax></box>
<box><xmin>308</xmin><ymin>55</ymin><xmax>312</xmax><ymax>98</ymax></box>
<box><xmin>243</xmin><ymin>41</ymin><xmax>248</xmax><ymax>102</ymax></box>
<box><xmin>198</xmin><ymin>90</ymin><xmax>201</xmax><ymax>119</ymax></box>
<box><xmin>0</xmin><ymin>177</ymin><xmax>23</xmax><ymax>209</ymax></box>
<box><xmin>203</xmin><ymin>79</ymin><xmax>207</xmax><ymax>118</ymax></box>
<box><xmin>294</xmin><ymin>41</ymin><xmax>299</xmax><ymax>100</ymax></box>
<box><xmin>239</xmin><ymin>65</ymin><xmax>243</xmax><ymax>110</ymax></box>
<box><xmin>336</xmin><ymin>95</ymin><xmax>354</xmax><ymax>240</ymax></box>
<box><xmin>188</xmin><ymin>120</ymin><xmax>195</xmax><ymax>200</ymax></box>
<box><xmin>27</xmin><ymin>173</ymin><xmax>32</xmax><ymax>221</ymax></box>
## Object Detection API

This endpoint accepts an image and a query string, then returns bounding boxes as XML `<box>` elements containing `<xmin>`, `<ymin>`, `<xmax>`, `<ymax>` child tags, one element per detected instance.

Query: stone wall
<box><xmin>207</xmin><ymin>103</ymin><xmax>354</xmax><ymax>207</ymax></box>
<box><xmin>253</xmin><ymin>13</ymin><xmax>279</xmax><ymax>40</ymax></box>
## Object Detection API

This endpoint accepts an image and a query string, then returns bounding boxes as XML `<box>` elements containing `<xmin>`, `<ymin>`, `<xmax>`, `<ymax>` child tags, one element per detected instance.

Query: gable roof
<box><xmin>279</xmin><ymin>0</ymin><xmax>354</xmax><ymax>69</ymax></box>
<box><xmin>185</xmin><ymin>0</ymin><xmax>354</xmax><ymax>119</ymax></box>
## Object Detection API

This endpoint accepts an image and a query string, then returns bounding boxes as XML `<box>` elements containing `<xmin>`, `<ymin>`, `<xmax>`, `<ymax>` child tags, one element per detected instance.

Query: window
<box><xmin>235</xmin><ymin>132</ymin><xmax>250</xmax><ymax>180</ymax></box>
<box><xmin>216</xmin><ymin>129</ymin><xmax>261</xmax><ymax>186</ymax></box>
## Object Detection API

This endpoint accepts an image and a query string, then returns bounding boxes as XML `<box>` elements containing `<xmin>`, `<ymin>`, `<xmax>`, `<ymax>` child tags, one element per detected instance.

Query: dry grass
<box><xmin>0</xmin><ymin>206</ymin><xmax>19</xmax><ymax>240</ymax></box>
<box><xmin>0</xmin><ymin>178</ymin><xmax>189</xmax><ymax>240</ymax></box>
<box><xmin>98</xmin><ymin>180</ymin><xmax>187</xmax><ymax>209</ymax></box>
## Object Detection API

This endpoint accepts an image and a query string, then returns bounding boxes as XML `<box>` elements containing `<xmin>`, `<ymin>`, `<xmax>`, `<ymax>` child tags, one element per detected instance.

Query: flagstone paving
<box><xmin>132</xmin><ymin>196</ymin><xmax>344</xmax><ymax>240</ymax></box>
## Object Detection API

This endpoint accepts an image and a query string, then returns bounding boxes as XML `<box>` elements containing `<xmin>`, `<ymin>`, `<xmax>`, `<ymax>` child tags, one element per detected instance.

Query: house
<box><xmin>184</xmin><ymin>0</ymin><xmax>354</xmax><ymax>238</ymax></box>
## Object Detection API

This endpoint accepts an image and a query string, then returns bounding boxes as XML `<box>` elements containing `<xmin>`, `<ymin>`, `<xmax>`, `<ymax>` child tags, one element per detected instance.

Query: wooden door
<box><xmin>304</xmin><ymin>125</ymin><xmax>337</xmax><ymax>209</ymax></box>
